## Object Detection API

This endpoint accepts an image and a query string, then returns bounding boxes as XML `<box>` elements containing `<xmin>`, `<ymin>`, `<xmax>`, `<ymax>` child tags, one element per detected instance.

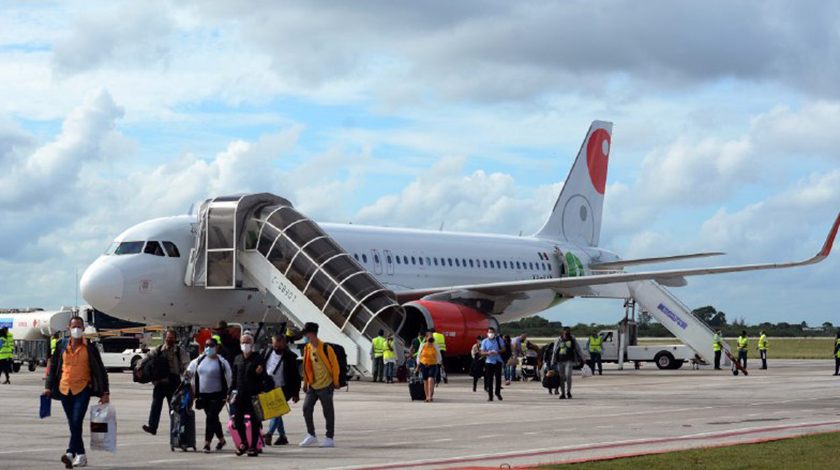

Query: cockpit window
<box><xmin>104</xmin><ymin>242</ymin><xmax>119</xmax><ymax>255</ymax></box>
<box><xmin>162</xmin><ymin>242</ymin><xmax>181</xmax><ymax>258</ymax></box>
<box><xmin>144</xmin><ymin>241</ymin><xmax>166</xmax><ymax>257</ymax></box>
<box><xmin>115</xmin><ymin>241</ymin><xmax>145</xmax><ymax>255</ymax></box>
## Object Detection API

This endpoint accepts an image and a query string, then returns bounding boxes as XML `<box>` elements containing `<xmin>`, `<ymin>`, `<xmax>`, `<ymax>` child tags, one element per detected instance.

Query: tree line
<box><xmin>501</xmin><ymin>305</ymin><xmax>838</xmax><ymax>338</ymax></box>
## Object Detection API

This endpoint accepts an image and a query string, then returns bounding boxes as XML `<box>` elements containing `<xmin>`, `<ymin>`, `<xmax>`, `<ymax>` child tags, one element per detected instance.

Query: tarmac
<box><xmin>2</xmin><ymin>359</ymin><xmax>840</xmax><ymax>469</ymax></box>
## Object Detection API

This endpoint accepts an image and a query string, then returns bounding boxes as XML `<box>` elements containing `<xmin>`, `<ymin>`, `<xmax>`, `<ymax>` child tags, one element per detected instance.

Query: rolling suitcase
<box><xmin>227</xmin><ymin>415</ymin><xmax>265</xmax><ymax>451</ymax></box>
<box><xmin>396</xmin><ymin>364</ymin><xmax>408</xmax><ymax>383</ymax></box>
<box><xmin>409</xmin><ymin>376</ymin><xmax>426</xmax><ymax>401</ymax></box>
<box><xmin>170</xmin><ymin>407</ymin><xmax>196</xmax><ymax>451</ymax></box>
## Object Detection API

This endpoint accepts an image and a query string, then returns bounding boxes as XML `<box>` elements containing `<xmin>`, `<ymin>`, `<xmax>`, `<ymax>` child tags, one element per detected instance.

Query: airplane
<box><xmin>79</xmin><ymin>121</ymin><xmax>840</xmax><ymax>361</ymax></box>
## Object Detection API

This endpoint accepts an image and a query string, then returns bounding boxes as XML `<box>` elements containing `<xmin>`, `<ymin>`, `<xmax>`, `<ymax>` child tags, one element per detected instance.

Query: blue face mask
<box><xmin>204</xmin><ymin>347</ymin><xmax>215</xmax><ymax>356</ymax></box>
<box><xmin>303</xmin><ymin>337</ymin><xmax>310</xmax><ymax>344</ymax></box>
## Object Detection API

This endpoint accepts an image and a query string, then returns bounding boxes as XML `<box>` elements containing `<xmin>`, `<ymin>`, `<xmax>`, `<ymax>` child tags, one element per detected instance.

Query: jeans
<box><xmin>503</xmin><ymin>362</ymin><xmax>512</xmax><ymax>381</ymax></box>
<box><xmin>384</xmin><ymin>361</ymin><xmax>395</xmax><ymax>382</ymax></box>
<box><xmin>233</xmin><ymin>395</ymin><xmax>261</xmax><ymax>450</ymax></box>
<box><xmin>198</xmin><ymin>392</ymin><xmax>225</xmax><ymax>442</ymax></box>
<box><xmin>589</xmin><ymin>352</ymin><xmax>602</xmax><ymax>375</ymax></box>
<box><xmin>372</xmin><ymin>357</ymin><xmax>384</xmax><ymax>381</ymax></box>
<box><xmin>303</xmin><ymin>385</ymin><xmax>335</xmax><ymax>439</ymax></box>
<box><xmin>557</xmin><ymin>360</ymin><xmax>574</xmax><ymax>395</ymax></box>
<box><xmin>148</xmin><ymin>377</ymin><xmax>178</xmax><ymax>432</ymax></box>
<box><xmin>738</xmin><ymin>350</ymin><xmax>748</xmax><ymax>369</ymax></box>
<box><xmin>714</xmin><ymin>350</ymin><xmax>721</xmax><ymax>369</ymax></box>
<box><xmin>60</xmin><ymin>387</ymin><xmax>91</xmax><ymax>456</ymax></box>
<box><xmin>760</xmin><ymin>350</ymin><xmax>767</xmax><ymax>369</ymax></box>
<box><xmin>484</xmin><ymin>362</ymin><xmax>503</xmax><ymax>398</ymax></box>
<box><xmin>267</xmin><ymin>416</ymin><xmax>285</xmax><ymax>438</ymax></box>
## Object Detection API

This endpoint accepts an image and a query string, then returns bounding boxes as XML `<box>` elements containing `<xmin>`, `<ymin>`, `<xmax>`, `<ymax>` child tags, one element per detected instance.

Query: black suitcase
<box><xmin>409</xmin><ymin>376</ymin><xmax>426</xmax><ymax>401</ymax></box>
<box><xmin>542</xmin><ymin>371</ymin><xmax>561</xmax><ymax>390</ymax></box>
<box><xmin>170</xmin><ymin>408</ymin><xmax>196</xmax><ymax>451</ymax></box>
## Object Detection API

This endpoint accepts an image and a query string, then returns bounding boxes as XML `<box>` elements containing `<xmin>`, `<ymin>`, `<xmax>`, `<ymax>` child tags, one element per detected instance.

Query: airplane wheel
<box><xmin>12</xmin><ymin>363</ymin><xmax>21</xmax><ymax>373</ymax></box>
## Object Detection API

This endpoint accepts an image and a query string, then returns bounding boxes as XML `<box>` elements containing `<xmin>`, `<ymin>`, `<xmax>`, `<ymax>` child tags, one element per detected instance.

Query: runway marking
<box><xmin>321</xmin><ymin>419</ymin><xmax>840</xmax><ymax>470</ymax></box>
<box><xmin>477</xmin><ymin>434</ymin><xmax>502</xmax><ymax>439</ymax></box>
<box><xmin>0</xmin><ymin>441</ymin><xmax>160</xmax><ymax>455</ymax></box>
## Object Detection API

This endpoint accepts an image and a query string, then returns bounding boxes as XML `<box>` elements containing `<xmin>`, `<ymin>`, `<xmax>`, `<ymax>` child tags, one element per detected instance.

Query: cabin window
<box><xmin>455</xmin><ymin>259</ymin><xmax>460</xmax><ymax>267</ymax></box>
<box><xmin>362</xmin><ymin>253</ymin><xmax>368</xmax><ymax>263</ymax></box>
<box><xmin>404</xmin><ymin>256</ymin><xmax>409</xmax><ymax>264</ymax></box>
<box><xmin>419</xmin><ymin>257</ymin><xmax>424</xmax><ymax>266</ymax></box>
<box><xmin>448</xmin><ymin>258</ymin><xmax>453</xmax><ymax>266</ymax></box>
<box><xmin>374</xmin><ymin>253</ymin><xmax>380</xmax><ymax>264</ymax></box>
<box><xmin>433</xmin><ymin>258</ymin><xmax>438</xmax><ymax>266</ymax></box>
<box><xmin>503</xmin><ymin>260</ymin><xmax>508</xmax><ymax>269</ymax></box>
<box><xmin>483</xmin><ymin>260</ymin><xmax>488</xmax><ymax>268</ymax></box>
<box><xmin>395</xmin><ymin>255</ymin><xmax>400</xmax><ymax>264</ymax></box>
<box><xmin>411</xmin><ymin>256</ymin><xmax>416</xmax><ymax>265</ymax></box>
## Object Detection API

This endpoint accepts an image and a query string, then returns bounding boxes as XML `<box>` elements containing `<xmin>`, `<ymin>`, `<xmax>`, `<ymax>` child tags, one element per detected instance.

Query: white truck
<box><xmin>579</xmin><ymin>329</ymin><xmax>696</xmax><ymax>369</ymax></box>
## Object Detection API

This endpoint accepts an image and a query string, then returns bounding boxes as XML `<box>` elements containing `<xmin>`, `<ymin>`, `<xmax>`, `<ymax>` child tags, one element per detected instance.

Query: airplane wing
<box><xmin>588</xmin><ymin>252</ymin><xmax>725</xmax><ymax>270</ymax></box>
<box><xmin>395</xmin><ymin>212</ymin><xmax>840</xmax><ymax>302</ymax></box>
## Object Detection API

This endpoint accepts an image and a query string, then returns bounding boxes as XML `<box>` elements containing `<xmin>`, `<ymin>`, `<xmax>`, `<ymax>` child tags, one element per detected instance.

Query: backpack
<box><xmin>325</xmin><ymin>343</ymin><xmax>349</xmax><ymax>389</ymax></box>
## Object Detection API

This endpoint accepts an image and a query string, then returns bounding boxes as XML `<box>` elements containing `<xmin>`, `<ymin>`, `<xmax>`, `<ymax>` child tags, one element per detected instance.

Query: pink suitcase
<box><xmin>227</xmin><ymin>416</ymin><xmax>264</xmax><ymax>451</ymax></box>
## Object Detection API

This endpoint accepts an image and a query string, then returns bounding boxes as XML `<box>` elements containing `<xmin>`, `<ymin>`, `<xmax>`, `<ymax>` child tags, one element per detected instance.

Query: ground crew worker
<box><xmin>758</xmin><ymin>330</ymin><xmax>769</xmax><ymax>369</ymax></box>
<box><xmin>713</xmin><ymin>330</ymin><xmax>723</xmax><ymax>370</ymax></box>
<box><xmin>370</xmin><ymin>330</ymin><xmax>386</xmax><ymax>382</ymax></box>
<box><xmin>588</xmin><ymin>330</ymin><xmax>603</xmax><ymax>376</ymax></box>
<box><xmin>0</xmin><ymin>326</ymin><xmax>13</xmax><ymax>384</ymax></box>
<box><xmin>737</xmin><ymin>330</ymin><xmax>749</xmax><ymax>369</ymax></box>
<box><xmin>432</xmin><ymin>328</ymin><xmax>448</xmax><ymax>384</ymax></box>
<box><xmin>551</xmin><ymin>327</ymin><xmax>584</xmax><ymax>400</ymax></box>
<box><xmin>834</xmin><ymin>332</ymin><xmax>840</xmax><ymax>376</ymax></box>
<box><xmin>50</xmin><ymin>332</ymin><xmax>61</xmax><ymax>359</ymax></box>
<box><xmin>383</xmin><ymin>334</ymin><xmax>397</xmax><ymax>383</ymax></box>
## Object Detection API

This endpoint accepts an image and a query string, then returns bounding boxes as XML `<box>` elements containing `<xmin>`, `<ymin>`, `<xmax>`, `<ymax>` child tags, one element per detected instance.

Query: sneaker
<box><xmin>203</xmin><ymin>445</ymin><xmax>211</xmax><ymax>454</ymax></box>
<box><xmin>320</xmin><ymin>438</ymin><xmax>334</xmax><ymax>448</ymax></box>
<box><xmin>559</xmin><ymin>394</ymin><xmax>566</xmax><ymax>399</ymax></box>
<box><xmin>216</xmin><ymin>440</ymin><xmax>226</xmax><ymax>451</ymax></box>
<box><xmin>142</xmin><ymin>425</ymin><xmax>156</xmax><ymax>436</ymax></box>
<box><xmin>505</xmin><ymin>380</ymin><xmax>511</xmax><ymax>386</ymax></box>
<box><xmin>568</xmin><ymin>392</ymin><xmax>573</xmax><ymax>399</ymax></box>
<box><xmin>275</xmin><ymin>435</ymin><xmax>289</xmax><ymax>446</ymax></box>
<box><xmin>72</xmin><ymin>454</ymin><xmax>87</xmax><ymax>468</ymax></box>
<box><xmin>263</xmin><ymin>434</ymin><xmax>272</xmax><ymax>446</ymax></box>
<box><xmin>299</xmin><ymin>435</ymin><xmax>319</xmax><ymax>447</ymax></box>
<box><xmin>61</xmin><ymin>453</ymin><xmax>74</xmax><ymax>469</ymax></box>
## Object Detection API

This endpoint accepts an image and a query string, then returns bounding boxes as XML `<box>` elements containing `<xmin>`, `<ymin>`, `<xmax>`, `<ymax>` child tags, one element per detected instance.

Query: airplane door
<box><xmin>383</xmin><ymin>249</ymin><xmax>395</xmax><ymax>276</ymax></box>
<box><xmin>371</xmin><ymin>249</ymin><xmax>383</xmax><ymax>275</ymax></box>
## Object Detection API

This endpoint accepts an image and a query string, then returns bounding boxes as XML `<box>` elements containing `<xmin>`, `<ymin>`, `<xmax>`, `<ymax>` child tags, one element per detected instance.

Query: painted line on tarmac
<box><xmin>322</xmin><ymin>419</ymin><xmax>840</xmax><ymax>470</ymax></box>
<box><xmin>0</xmin><ymin>441</ymin><xmax>160</xmax><ymax>455</ymax></box>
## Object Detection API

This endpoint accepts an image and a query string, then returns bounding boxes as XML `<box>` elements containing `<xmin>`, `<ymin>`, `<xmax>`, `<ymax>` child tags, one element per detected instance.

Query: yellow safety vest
<box><xmin>738</xmin><ymin>336</ymin><xmax>748</xmax><ymax>351</ymax></box>
<box><xmin>212</xmin><ymin>334</ymin><xmax>222</xmax><ymax>345</ymax></box>
<box><xmin>589</xmin><ymin>335</ymin><xmax>602</xmax><ymax>353</ymax></box>
<box><xmin>758</xmin><ymin>334</ymin><xmax>768</xmax><ymax>350</ymax></box>
<box><xmin>383</xmin><ymin>339</ymin><xmax>396</xmax><ymax>360</ymax></box>
<box><xmin>433</xmin><ymin>332</ymin><xmax>447</xmax><ymax>352</ymax></box>
<box><xmin>372</xmin><ymin>336</ymin><xmax>387</xmax><ymax>357</ymax></box>
<box><xmin>0</xmin><ymin>333</ymin><xmax>13</xmax><ymax>359</ymax></box>
<box><xmin>50</xmin><ymin>337</ymin><xmax>59</xmax><ymax>354</ymax></box>
<box><xmin>835</xmin><ymin>339</ymin><xmax>840</xmax><ymax>359</ymax></box>
<box><xmin>713</xmin><ymin>334</ymin><xmax>722</xmax><ymax>352</ymax></box>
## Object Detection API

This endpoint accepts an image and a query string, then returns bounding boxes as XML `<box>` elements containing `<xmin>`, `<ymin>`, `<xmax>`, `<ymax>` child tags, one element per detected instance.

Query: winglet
<box><xmin>819</xmin><ymin>212</ymin><xmax>840</xmax><ymax>258</ymax></box>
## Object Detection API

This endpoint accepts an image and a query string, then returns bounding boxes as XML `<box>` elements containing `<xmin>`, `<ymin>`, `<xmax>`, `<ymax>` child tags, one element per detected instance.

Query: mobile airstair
<box><xmin>185</xmin><ymin>193</ymin><xmax>406</xmax><ymax>376</ymax></box>
<box><xmin>629</xmin><ymin>279</ymin><xmax>731</xmax><ymax>365</ymax></box>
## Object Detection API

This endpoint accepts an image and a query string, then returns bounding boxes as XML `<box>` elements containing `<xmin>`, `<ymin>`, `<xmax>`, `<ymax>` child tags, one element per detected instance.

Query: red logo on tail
<box><xmin>586</xmin><ymin>128</ymin><xmax>610</xmax><ymax>195</ymax></box>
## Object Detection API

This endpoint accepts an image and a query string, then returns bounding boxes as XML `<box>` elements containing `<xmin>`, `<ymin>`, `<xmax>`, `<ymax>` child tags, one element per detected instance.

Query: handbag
<box><xmin>250</xmin><ymin>387</ymin><xmax>290</xmax><ymax>421</ymax></box>
<box><xmin>40</xmin><ymin>393</ymin><xmax>51</xmax><ymax>419</ymax></box>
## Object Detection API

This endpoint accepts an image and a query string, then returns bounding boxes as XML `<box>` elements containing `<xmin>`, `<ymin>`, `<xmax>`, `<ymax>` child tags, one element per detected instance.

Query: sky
<box><xmin>1</xmin><ymin>1</ymin><xmax>838</xmax><ymax>326</ymax></box>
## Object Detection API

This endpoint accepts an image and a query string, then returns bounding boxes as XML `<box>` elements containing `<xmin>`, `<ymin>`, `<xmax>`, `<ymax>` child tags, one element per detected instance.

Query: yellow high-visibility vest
<box><xmin>383</xmin><ymin>339</ymin><xmax>396</xmax><ymax>360</ymax></box>
<box><xmin>713</xmin><ymin>334</ymin><xmax>722</xmax><ymax>352</ymax></box>
<box><xmin>50</xmin><ymin>337</ymin><xmax>59</xmax><ymax>354</ymax></box>
<box><xmin>738</xmin><ymin>336</ymin><xmax>748</xmax><ymax>351</ymax></box>
<box><xmin>433</xmin><ymin>332</ymin><xmax>447</xmax><ymax>352</ymax></box>
<box><xmin>372</xmin><ymin>336</ymin><xmax>387</xmax><ymax>357</ymax></box>
<box><xmin>758</xmin><ymin>334</ymin><xmax>768</xmax><ymax>350</ymax></box>
<box><xmin>589</xmin><ymin>335</ymin><xmax>602</xmax><ymax>353</ymax></box>
<box><xmin>835</xmin><ymin>339</ymin><xmax>840</xmax><ymax>359</ymax></box>
<box><xmin>0</xmin><ymin>333</ymin><xmax>13</xmax><ymax>359</ymax></box>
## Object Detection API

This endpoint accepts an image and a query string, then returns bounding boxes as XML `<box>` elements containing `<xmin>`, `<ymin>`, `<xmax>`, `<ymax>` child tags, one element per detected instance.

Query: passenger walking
<box><xmin>142</xmin><ymin>329</ymin><xmax>189</xmax><ymax>436</ymax></box>
<box><xmin>737</xmin><ymin>330</ymin><xmax>749</xmax><ymax>369</ymax></box>
<box><xmin>713</xmin><ymin>330</ymin><xmax>723</xmax><ymax>370</ymax></box>
<box><xmin>415</xmin><ymin>334</ymin><xmax>442</xmax><ymax>402</ymax></box>
<box><xmin>44</xmin><ymin>315</ymin><xmax>110</xmax><ymax>468</ymax></box>
<box><xmin>510</xmin><ymin>333</ymin><xmax>526</xmax><ymax>381</ymax></box>
<box><xmin>502</xmin><ymin>334</ymin><xmax>513</xmax><ymax>385</ymax></box>
<box><xmin>371</xmin><ymin>330</ymin><xmax>387</xmax><ymax>382</ymax></box>
<box><xmin>0</xmin><ymin>326</ymin><xmax>12</xmax><ymax>384</ymax></box>
<box><xmin>262</xmin><ymin>333</ymin><xmax>301</xmax><ymax>446</ymax></box>
<box><xmin>383</xmin><ymin>333</ymin><xmax>397</xmax><ymax>383</ymax></box>
<box><xmin>481</xmin><ymin>327</ymin><xmax>506</xmax><ymax>401</ymax></box>
<box><xmin>469</xmin><ymin>335</ymin><xmax>485</xmax><ymax>392</ymax></box>
<box><xmin>552</xmin><ymin>328</ymin><xmax>584</xmax><ymax>399</ymax></box>
<box><xmin>186</xmin><ymin>338</ymin><xmax>231</xmax><ymax>453</ymax></box>
<box><xmin>588</xmin><ymin>330</ymin><xmax>603</xmax><ymax>375</ymax></box>
<box><xmin>300</xmin><ymin>322</ymin><xmax>340</xmax><ymax>448</ymax></box>
<box><xmin>230</xmin><ymin>333</ymin><xmax>267</xmax><ymax>457</ymax></box>
<box><xmin>834</xmin><ymin>332</ymin><xmax>840</xmax><ymax>376</ymax></box>
<box><xmin>758</xmin><ymin>330</ymin><xmax>769</xmax><ymax>370</ymax></box>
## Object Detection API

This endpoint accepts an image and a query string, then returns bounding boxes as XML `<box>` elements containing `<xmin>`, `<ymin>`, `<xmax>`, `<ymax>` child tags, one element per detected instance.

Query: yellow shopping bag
<box><xmin>251</xmin><ymin>388</ymin><xmax>290</xmax><ymax>421</ymax></box>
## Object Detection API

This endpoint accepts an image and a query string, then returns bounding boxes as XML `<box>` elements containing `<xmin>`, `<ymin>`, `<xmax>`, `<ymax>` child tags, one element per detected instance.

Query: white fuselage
<box><xmin>80</xmin><ymin>216</ymin><xmax>620</xmax><ymax>327</ymax></box>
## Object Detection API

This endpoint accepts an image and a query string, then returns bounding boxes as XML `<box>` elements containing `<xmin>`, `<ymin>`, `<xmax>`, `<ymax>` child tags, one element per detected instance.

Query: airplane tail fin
<box><xmin>533</xmin><ymin>120</ymin><xmax>613</xmax><ymax>246</ymax></box>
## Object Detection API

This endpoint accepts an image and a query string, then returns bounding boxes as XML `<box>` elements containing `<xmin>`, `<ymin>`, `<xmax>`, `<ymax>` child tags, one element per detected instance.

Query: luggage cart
<box><xmin>13</xmin><ymin>339</ymin><xmax>48</xmax><ymax>372</ymax></box>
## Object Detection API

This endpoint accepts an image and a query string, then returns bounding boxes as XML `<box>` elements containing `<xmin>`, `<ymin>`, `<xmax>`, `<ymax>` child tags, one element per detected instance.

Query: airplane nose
<box><xmin>80</xmin><ymin>260</ymin><xmax>124</xmax><ymax>312</ymax></box>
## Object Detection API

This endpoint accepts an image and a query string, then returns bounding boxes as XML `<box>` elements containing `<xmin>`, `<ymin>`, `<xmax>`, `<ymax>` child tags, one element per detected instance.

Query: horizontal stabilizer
<box><xmin>589</xmin><ymin>252</ymin><xmax>725</xmax><ymax>270</ymax></box>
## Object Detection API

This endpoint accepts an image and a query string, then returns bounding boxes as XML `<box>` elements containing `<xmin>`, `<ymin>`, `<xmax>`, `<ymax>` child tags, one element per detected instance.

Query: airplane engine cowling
<box><xmin>402</xmin><ymin>300</ymin><xmax>499</xmax><ymax>357</ymax></box>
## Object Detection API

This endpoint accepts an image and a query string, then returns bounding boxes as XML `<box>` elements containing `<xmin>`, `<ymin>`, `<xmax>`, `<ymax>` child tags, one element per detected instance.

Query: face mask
<box><xmin>487</xmin><ymin>333</ymin><xmax>495</xmax><ymax>339</ymax></box>
<box><xmin>70</xmin><ymin>327</ymin><xmax>84</xmax><ymax>339</ymax></box>
<box><xmin>241</xmin><ymin>343</ymin><xmax>253</xmax><ymax>354</ymax></box>
<box><xmin>303</xmin><ymin>338</ymin><xmax>310</xmax><ymax>344</ymax></box>
<box><xmin>204</xmin><ymin>347</ymin><xmax>215</xmax><ymax>356</ymax></box>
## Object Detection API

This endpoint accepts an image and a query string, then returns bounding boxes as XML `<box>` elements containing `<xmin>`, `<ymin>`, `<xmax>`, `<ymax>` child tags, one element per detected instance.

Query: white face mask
<box><xmin>487</xmin><ymin>333</ymin><xmax>496</xmax><ymax>339</ymax></box>
<box><xmin>241</xmin><ymin>343</ymin><xmax>253</xmax><ymax>354</ymax></box>
<box><xmin>70</xmin><ymin>327</ymin><xmax>84</xmax><ymax>339</ymax></box>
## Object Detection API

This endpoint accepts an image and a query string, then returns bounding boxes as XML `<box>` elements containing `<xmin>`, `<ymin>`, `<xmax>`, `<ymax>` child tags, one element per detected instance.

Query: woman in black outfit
<box><xmin>469</xmin><ymin>335</ymin><xmax>485</xmax><ymax>392</ymax></box>
<box><xmin>230</xmin><ymin>334</ymin><xmax>268</xmax><ymax>457</ymax></box>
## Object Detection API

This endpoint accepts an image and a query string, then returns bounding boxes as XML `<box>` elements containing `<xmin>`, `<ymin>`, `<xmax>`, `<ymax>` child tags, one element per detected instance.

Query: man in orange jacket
<box><xmin>299</xmin><ymin>322</ymin><xmax>340</xmax><ymax>448</ymax></box>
